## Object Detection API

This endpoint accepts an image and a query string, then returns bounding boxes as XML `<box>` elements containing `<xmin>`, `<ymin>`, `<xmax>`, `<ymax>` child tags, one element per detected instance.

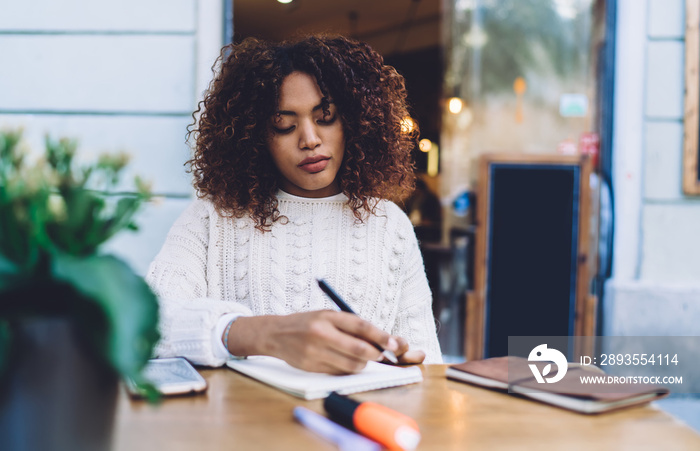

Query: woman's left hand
<box><xmin>389</xmin><ymin>336</ymin><xmax>426</xmax><ymax>364</ymax></box>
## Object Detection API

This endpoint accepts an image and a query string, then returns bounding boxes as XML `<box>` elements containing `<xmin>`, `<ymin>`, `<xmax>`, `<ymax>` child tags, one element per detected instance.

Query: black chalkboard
<box><xmin>485</xmin><ymin>164</ymin><xmax>579</xmax><ymax>358</ymax></box>
<box><xmin>467</xmin><ymin>154</ymin><xmax>592</xmax><ymax>361</ymax></box>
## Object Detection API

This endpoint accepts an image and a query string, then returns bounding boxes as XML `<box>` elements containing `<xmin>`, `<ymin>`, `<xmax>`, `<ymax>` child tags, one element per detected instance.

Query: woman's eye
<box><xmin>272</xmin><ymin>125</ymin><xmax>295</xmax><ymax>134</ymax></box>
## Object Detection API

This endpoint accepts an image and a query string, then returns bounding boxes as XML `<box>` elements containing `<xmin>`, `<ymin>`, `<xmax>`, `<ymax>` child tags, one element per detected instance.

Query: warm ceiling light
<box><xmin>277</xmin><ymin>0</ymin><xmax>294</xmax><ymax>4</ymax></box>
<box><xmin>400</xmin><ymin>116</ymin><xmax>416</xmax><ymax>134</ymax></box>
<box><xmin>448</xmin><ymin>97</ymin><xmax>463</xmax><ymax>114</ymax></box>
<box><xmin>427</xmin><ymin>143</ymin><xmax>439</xmax><ymax>177</ymax></box>
<box><xmin>419</xmin><ymin>139</ymin><xmax>432</xmax><ymax>152</ymax></box>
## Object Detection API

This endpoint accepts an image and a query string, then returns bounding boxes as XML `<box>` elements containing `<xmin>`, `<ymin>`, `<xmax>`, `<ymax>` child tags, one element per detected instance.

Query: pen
<box><xmin>316</xmin><ymin>278</ymin><xmax>399</xmax><ymax>364</ymax></box>
<box><xmin>293</xmin><ymin>406</ymin><xmax>381</xmax><ymax>451</ymax></box>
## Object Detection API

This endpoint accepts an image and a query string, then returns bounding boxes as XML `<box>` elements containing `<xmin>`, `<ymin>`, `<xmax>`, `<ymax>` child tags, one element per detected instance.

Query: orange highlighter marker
<box><xmin>324</xmin><ymin>392</ymin><xmax>421</xmax><ymax>451</ymax></box>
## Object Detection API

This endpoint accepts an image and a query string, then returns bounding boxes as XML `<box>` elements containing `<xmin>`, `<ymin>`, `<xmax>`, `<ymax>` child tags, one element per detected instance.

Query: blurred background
<box><xmin>1</xmin><ymin>1</ymin><xmax>698</xmax><ymax>423</ymax></box>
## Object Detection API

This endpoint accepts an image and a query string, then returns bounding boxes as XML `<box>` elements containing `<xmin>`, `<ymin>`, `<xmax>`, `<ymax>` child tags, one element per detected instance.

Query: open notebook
<box><xmin>226</xmin><ymin>356</ymin><xmax>423</xmax><ymax>400</ymax></box>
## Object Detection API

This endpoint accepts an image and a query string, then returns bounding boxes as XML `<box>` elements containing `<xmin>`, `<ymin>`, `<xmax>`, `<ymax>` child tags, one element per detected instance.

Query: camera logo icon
<box><xmin>528</xmin><ymin>344</ymin><xmax>568</xmax><ymax>383</ymax></box>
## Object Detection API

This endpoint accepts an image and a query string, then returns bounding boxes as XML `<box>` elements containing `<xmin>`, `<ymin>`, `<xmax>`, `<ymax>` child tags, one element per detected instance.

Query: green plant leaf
<box><xmin>101</xmin><ymin>196</ymin><xmax>141</xmax><ymax>241</ymax></box>
<box><xmin>50</xmin><ymin>253</ymin><xmax>159</xmax><ymax>381</ymax></box>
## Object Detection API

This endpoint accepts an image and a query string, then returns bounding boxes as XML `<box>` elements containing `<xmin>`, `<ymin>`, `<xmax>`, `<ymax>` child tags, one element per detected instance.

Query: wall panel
<box><xmin>0</xmin><ymin>35</ymin><xmax>195</xmax><ymax>113</ymax></box>
<box><xmin>0</xmin><ymin>0</ymin><xmax>196</xmax><ymax>32</ymax></box>
<box><xmin>0</xmin><ymin>114</ymin><xmax>194</xmax><ymax>195</ymax></box>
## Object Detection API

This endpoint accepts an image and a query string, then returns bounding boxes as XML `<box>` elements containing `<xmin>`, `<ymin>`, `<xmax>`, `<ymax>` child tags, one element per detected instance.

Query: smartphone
<box><xmin>125</xmin><ymin>357</ymin><xmax>207</xmax><ymax>396</ymax></box>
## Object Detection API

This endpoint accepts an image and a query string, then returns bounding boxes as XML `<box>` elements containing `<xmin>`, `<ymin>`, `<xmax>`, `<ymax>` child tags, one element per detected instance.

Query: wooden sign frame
<box><xmin>684</xmin><ymin>0</ymin><xmax>700</xmax><ymax>195</ymax></box>
<box><xmin>466</xmin><ymin>153</ymin><xmax>594</xmax><ymax>361</ymax></box>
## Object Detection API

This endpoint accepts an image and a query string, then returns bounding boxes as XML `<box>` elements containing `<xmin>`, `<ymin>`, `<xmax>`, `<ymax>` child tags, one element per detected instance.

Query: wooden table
<box><xmin>113</xmin><ymin>365</ymin><xmax>700</xmax><ymax>450</ymax></box>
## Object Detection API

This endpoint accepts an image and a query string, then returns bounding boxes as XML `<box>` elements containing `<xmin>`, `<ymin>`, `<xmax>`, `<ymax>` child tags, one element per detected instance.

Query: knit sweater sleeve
<box><xmin>145</xmin><ymin>199</ymin><xmax>252</xmax><ymax>367</ymax></box>
<box><xmin>389</xmin><ymin>206</ymin><xmax>443</xmax><ymax>364</ymax></box>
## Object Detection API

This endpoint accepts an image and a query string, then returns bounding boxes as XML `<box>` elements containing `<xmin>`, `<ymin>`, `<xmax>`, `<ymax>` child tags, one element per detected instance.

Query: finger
<box><xmin>302</xmin><ymin>312</ymin><xmax>384</xmax><ymax>366</ymax></box>
<box><xmin>392</xmin><ymin>336</ymin><xmax>410</xmax><ymax>358</ymax></box>
<box><xmin>397</xmin><ymin>349</ymin><xmax>426</xmax><ymax>365</ymax></box>
<box><xmin>322</xmin><ymin>323</ymin><xmax>384</xmax><ymax>363</ymax></box>
<box><xmin>330</xmin><ymin>312</ymin><xmax>397</xmax><ymax>353</ymax></box>
<box><xmin>321</xmin><ymin>350</ymin><xmax>370</xmax><ymax>375</ymax></box>
<box><xmin>283</xmin><ymin>338</ymin><xmax>369</xmax><ymax>375</ymax></box>
<box><xmin>305</xmin><ymin>341</ymin><xmax>371</xmax><ymax>374</ymax></box>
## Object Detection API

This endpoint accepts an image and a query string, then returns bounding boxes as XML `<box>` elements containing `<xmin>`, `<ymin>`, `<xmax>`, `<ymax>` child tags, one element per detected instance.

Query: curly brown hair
<box><xmin>187</xmin><ymin>35</ymin><xmax>418</xmax><ymax>231</ymax></box>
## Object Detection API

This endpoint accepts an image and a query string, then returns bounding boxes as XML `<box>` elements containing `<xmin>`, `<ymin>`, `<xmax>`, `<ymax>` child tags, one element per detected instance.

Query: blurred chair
<box><xmin>420</xmin><ymin>226</ymin><xmax>474</xmax><ymax>358</ymax></box>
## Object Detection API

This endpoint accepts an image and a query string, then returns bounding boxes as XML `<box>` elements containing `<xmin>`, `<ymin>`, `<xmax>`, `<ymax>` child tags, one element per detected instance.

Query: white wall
<box><xmin>605</xmin><ymin>0</ymin><xmax>700</xmax><ymax>336</ymax></box>
<box><xmin>0</xmin><ymin>0</ymin><xmax>225</xmax><ymax>275</ymax></box>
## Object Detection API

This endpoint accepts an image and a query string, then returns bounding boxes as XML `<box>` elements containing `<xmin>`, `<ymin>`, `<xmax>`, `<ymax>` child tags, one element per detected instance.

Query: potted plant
<box><xmin>0</xmin><ymin>130</ymin><xmax>160</xmax><ymax>451</ymax></box>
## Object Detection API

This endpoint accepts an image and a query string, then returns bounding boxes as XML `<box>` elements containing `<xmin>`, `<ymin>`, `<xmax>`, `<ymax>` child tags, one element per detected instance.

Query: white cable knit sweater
<box><xmin>146</xmin><ymin>190</ymin><xmax>442</xmax><ymax>366</ymax></box>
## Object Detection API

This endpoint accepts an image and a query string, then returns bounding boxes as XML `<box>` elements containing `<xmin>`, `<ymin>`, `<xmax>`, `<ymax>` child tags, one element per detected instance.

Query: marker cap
<box><xmin>323</xmin><ymin>392</ymin><xmax>358</xmax><ymax>429</ymax></box>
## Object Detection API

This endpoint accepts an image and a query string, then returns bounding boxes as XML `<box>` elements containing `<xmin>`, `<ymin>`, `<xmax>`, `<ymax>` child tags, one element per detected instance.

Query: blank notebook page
<box><xmin>226</xmin><ymin>356</ymin><xmax>423</xmax><ymax>400</ymax></box>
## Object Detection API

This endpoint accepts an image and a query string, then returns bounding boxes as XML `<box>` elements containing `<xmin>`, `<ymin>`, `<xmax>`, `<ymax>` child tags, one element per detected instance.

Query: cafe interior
<box><xmin>233</xmin><ymin>0</ymin><xmax>612</xmax><ymax>360</ymax></box>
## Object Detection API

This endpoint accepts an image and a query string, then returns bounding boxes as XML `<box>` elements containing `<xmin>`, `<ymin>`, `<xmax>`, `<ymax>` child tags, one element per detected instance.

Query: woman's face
<box><xmin>266</xmin><ymin>71</ymin><xmax>345</xmax><ymax>198</ymax></box>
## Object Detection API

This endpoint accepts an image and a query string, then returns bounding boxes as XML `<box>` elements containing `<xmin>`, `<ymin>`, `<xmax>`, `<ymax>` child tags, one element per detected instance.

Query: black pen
<box><xmin>316</xmin><ymin>278</ymin><xmax>399</xmax><ymax>364</ymax></box>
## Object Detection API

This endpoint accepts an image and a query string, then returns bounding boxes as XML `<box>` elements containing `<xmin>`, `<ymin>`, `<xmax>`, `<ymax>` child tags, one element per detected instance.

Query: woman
<box><xmin>147</xmin><ymin>35</ymin><xmax>442</xmax><ymax>374</ymax></box>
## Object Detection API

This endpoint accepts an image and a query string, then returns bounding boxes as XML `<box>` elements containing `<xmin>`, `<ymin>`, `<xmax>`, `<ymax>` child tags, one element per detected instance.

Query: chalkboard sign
<box><xmin>683</xmin><ymin>0</ymin><xmax>700</xmax><ymax>195</ymax></box>
<box><xmin>466</xmin><ymin>154</ymin><xmax>593</xmax><ymax>361</ymax></box>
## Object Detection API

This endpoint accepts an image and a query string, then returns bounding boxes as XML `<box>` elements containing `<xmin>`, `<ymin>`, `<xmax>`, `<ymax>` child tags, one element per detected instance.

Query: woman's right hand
<box><xmin>225</xmin><ymin>311</ymin><xmax>399</xmax><ymax>374</ymax></box>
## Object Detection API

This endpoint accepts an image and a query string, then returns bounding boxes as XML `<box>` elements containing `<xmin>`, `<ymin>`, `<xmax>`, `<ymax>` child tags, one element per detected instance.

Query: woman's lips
<box><xmin>299</xmin><ymin>156</ymin><xmax>330</xmax><ymax>173</ymax></box>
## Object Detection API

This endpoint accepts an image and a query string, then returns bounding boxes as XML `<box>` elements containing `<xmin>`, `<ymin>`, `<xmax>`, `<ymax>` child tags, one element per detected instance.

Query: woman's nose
<box><xmin>299</xmin><ymin>121</ymin><xmax>321</xmax><ymax>150</ymax></box>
